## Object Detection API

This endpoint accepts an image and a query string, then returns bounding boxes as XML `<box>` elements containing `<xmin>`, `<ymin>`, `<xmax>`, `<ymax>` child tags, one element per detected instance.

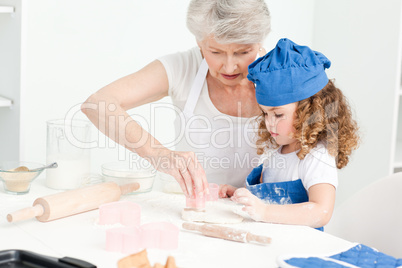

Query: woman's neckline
<box><xmin>202</xmin><ymin>83</ymin><xmax>259</xmax><ymax>122</ymax></box>
<box><xmin>203</xmin><ymin>76</ymin><xmax>260</xmax><ymax>121</ymax></box>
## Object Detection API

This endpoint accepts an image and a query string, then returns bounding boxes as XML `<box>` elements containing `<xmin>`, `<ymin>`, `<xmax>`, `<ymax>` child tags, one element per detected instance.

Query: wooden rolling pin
<box><xmin>182</xmin><ymin>222</ymin><xmax>271</xmax><ymax>244</ymax></box>
<box><xmin>7</xmin><ymin>182</ymin><xmax>140</xmax><ymax>223</ymax></box>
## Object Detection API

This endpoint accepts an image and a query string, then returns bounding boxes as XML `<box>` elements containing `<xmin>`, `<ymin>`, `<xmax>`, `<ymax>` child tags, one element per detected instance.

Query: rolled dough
<box><xmin>181</xmin><ymin>200</ymin><xmax>244</xmax><ymax>224</ymax></box>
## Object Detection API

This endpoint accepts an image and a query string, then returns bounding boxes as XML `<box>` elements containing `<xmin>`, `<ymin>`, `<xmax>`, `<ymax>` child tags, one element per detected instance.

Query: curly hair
<box><xmin>256</xmin><ymin>80</ymin><xmax>360</xmax><ymax>169</ymax></box>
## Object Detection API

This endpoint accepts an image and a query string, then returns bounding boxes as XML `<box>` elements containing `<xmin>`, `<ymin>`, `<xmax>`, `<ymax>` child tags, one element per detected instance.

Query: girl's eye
<box><xmin>211</xmin><ymin>51</ymin><xmax>220</xmax><ymax>54</ymax></box>
<box><xmin>274</xmin><ymin>114</ymin><xmax>283</xmax><ymax>118</ymax></box>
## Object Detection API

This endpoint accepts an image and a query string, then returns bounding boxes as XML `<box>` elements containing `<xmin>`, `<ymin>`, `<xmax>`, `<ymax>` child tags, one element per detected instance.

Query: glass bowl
<box><xmin>0</xmin><ymin>161</ymin><xmax>46</xmax><ymax>194</ymax></box>
<box><xmin>101</xmin><ymin>161</ymin><xmax>156</xmax><ymax>194</ymax></box>
<box><xmin>158</xmin><ymin>172</ymin><xmax>183</xmax><ymax>194</ymax></box>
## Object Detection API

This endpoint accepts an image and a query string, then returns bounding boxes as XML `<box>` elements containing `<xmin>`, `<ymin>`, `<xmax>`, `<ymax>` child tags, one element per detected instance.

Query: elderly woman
<box><xmin>82</xmin><ymin>0</ymin><xmax>271</xmax><ymax>198</ymax></box>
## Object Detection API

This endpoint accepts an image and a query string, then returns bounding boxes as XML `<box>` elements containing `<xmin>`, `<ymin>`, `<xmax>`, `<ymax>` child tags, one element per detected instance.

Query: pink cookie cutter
<box><xmin>105</xmin><ymin>222</ymin><xmax>179</xmax><ymax>253</ymax></box>
<box><xmin>206</xmin><ymin>183</ymin><xmax>219</xmax><ymax>201</ymax></box>
<box><xmin>106</xmin><ymin>226</ymin><xmax>142</xmax><ymax>253</ymax></box>
<box><xmin>186</xmin><ymin>183</ymin><xmax>219</xmax><ymax>207</ymax></box>
<box><xmin>99</xmin><ymin>201</ymin><xmax>141</xmax><ymax>226</ymax></box>
<box><xmin>186</xmin><ymin>194</ymin><xmax>205</xmax><ymax>210</ymax></box>
<box><xmin>141</xmin><ymin>222</ymin><xmax>179</xmax><ymax>250</ymax></box>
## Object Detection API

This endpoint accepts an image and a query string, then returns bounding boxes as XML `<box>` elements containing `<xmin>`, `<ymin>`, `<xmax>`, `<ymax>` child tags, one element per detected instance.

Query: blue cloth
<box><xmin>283</xmin><ymin>244</ymin><xmax>402</xmax><ymax>268</ymax></box>
<box><xmin>246</xmin><ymin>164</ymin><xmax>308</xmax><ymax>204</ymax></box>
<box><xmin>245</xmin><ymin>164</ymin><xmax>324</xmax><ymax>231</ymax></box>
<box><xmin>247</xmin><ymin>38</ymin><xmax>331</xmax><ymax>107</ymax></box>
<box><xmin>286</xmin><ymin>257</ymin><xmax>350</xmax><ymax>268</ymax></box>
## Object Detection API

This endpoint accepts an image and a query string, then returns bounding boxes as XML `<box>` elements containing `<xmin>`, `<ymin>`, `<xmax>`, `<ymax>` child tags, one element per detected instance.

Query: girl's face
<box><xmin>260</xmin><ymin>103</ymin><xmax>298</xmax><ymax>152</ymax></box>
<box><xmin>198</xmin><ymin>36</ymin><xmax>261</xmax><ymax>87</ymax></box>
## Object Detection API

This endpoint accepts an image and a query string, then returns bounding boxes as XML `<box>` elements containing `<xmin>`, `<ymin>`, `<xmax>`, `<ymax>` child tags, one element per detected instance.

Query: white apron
<box><xmin>174</xmin><ymin>59</ymin><xmax>259</xmax><ymax>187</ymax></box>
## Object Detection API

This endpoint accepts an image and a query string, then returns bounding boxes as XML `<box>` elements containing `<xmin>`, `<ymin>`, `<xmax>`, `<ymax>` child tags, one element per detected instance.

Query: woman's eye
<box><xmin>234</xmin><ymin>52</ymin><xmax>249</xmax><ymax>56</ymax></box>
<box><xmin>275</xmin><ymin>114</ymin><xmax>283</xmax><ymax>118</ymax></box>
<box><xmin>211</xmin><ymin>51</ymin><xmax>220</xmax><ymax>54</ymax></box>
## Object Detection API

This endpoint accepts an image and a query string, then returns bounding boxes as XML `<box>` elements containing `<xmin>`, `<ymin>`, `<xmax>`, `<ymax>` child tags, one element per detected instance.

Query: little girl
<box><xmin>219</xmin><ymin>38</ymin><xmax>359</xmax><ymax>230</ymax></box>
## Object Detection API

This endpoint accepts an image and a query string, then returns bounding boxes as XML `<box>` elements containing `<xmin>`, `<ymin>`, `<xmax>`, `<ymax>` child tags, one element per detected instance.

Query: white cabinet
<box><xmin>389</xmin><ymin>4</ymin><xmax>402</xmax><ymax>173</ymax></box>
<box><xmin>0</xmin><ymin>5</ymin><xmax>13</xmax><ymax>13</ymax></box>
<box><xmin>0</xmin><ymin>96</ymin><xmax>12</xmax><ymax>107</ymax></box>
<box><xmin>0</xmin><ymin>0</ymin><xmax>21</xmax><ymax>162</ymax></box>
<box><xmin>0</xmin><ymin>4</ymin><xmax>15</xmax><ymax>108</ymax></box>
<box><xmin>391</xmin><ymin>86</ymin><xmax>402</xmax><ymax>173</ymax></box>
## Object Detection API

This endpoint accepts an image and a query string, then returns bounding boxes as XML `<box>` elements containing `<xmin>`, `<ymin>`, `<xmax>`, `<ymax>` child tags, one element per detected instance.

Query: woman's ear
<box><xmin>258</xmin><ymin>47</ymin><xmax>267</xmax><ymax>57</ymax></box>
<box><xmin>197</xmin><ymin>40</ymin><xmax>204</xmax><ymax>58</ymax></box>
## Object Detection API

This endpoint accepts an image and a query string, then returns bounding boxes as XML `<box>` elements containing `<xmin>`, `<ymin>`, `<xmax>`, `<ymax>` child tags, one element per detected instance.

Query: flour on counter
<box><xmin>182</xmin><ymin>200</ymin><xmax>244</xmax><ymax>224</ymax></box>
<box><xmin>92</xmin><ymin>218</ymin><xmax>124</xmax><ymax>229</ymax></box>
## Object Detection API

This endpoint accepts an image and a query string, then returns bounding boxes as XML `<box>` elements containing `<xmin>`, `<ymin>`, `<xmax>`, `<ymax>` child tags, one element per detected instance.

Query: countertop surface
<box><xmin>0</xmin><ymin>174</ymin><xmax>354</xmax><ymax>268</ymax></box>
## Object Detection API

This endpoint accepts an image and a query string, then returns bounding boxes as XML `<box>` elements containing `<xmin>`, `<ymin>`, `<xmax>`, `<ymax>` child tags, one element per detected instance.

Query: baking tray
<box><xmin>0</xmin><ymin>249</ymin><xmax>96</xmax><ymax>268</ymax></box>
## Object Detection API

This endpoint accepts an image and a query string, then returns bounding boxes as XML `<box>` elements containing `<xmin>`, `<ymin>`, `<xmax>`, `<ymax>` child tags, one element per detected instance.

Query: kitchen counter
<box><xmin>0</xmin><ymin>175</ymin><xmax>354</xmax><ymax>268</ymax></box>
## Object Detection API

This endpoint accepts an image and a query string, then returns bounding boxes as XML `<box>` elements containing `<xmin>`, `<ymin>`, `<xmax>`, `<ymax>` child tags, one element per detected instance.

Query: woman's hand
<box><xmin>231</xmin><ymin>188</ymin><xmax>267</xmax><ymax>222</ymax></box>
<box><xmin>147</xmin><ymin>148</ymin><xmax>208</xmax><ymax>198</ymax></box>
<box><xmin>219</xmin><ymin>184</ymin><xmax>237</xmax><ymax>198</ymax></box>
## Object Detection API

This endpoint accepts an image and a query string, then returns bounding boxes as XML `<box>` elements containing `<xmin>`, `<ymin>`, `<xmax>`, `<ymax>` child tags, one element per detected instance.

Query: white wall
<box><xmin>21</xmin><ymin>0</ymin><xmax>196</xmax><ymax>171</ymax></box>
<box><xmin>20</xmin><ymin>0</ymin><xmax>315</xmax><ymax>175</ymax></box>
<box><xmin>265</xmin><ymin>0</ymin><xmax>315</xmax><ymax>49</ymax></box>
<box><xmin>312</xmin><ymin>0</ymin><xmax>402</xmax><ymax>205</ymax></box>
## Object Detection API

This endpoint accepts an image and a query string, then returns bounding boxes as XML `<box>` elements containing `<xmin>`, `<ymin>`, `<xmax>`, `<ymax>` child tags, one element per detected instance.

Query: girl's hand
<box><xmin>219</xmin><ymin>184</ymin><xmax>237</xmax><ymax>198</ymax></box>
<box><xmin>231</xmin><ymin>188</ymin><xmax>267</xmax><ymax>222</ymax></box>
<box><xmin>148</xmin><ymin>149</ymin><xmax>208</xmax><ymax>198</ymax></box>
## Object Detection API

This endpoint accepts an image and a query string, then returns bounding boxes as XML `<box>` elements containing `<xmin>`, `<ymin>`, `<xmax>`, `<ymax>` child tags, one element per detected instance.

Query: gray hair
<box><xmin>186</xmin><ymin>0</ymin><xmax>271</xmax><ymax>44</ymax></box>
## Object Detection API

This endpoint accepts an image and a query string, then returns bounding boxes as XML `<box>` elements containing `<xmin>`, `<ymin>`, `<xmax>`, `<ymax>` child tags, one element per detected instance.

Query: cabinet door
<box><xmin>0</xmin><ymin>0</ymin><xmax>21</xmax><ymax>162</ymax></box>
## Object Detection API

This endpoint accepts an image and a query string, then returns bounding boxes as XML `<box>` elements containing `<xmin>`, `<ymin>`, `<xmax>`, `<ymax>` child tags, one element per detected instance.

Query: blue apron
<box><xmin>246</xmin><ymin>164</ymin><xmax>324</xmax><ymax>231</ymax></box>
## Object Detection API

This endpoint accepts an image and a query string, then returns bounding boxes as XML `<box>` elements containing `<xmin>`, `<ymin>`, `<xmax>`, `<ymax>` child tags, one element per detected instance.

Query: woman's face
<box><xmin>198</xmin><ymin>36</ymin><xmax>261</xmax><ymax>87</ymax></box>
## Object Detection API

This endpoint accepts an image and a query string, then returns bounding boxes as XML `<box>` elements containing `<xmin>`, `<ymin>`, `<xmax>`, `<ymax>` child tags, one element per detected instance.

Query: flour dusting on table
<box><xmin>181</xmin><ymin>199</ymin><xmax>244</xmax><ymax>224</ymax></box>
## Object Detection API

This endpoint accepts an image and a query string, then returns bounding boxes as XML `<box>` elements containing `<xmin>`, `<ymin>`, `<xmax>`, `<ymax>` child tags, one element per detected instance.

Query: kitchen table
<box><xmin>0</xmin><ymin>175</ymin><xmax>354</xmax><ymax>268</ymax></box>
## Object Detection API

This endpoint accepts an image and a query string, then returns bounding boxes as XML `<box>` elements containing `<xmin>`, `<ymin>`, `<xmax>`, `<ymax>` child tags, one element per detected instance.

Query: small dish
<box><xmin>0</xmin><ymin>161</ymin><xmax>46</xmax><ymax>194</ymax></box>
<box><xmin>101</xmin><ymin>161</ymin><xmax>156</xmax><ymax>194</ymax></box>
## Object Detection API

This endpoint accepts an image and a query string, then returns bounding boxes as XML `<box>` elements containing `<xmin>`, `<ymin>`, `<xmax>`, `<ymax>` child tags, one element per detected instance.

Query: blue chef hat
<box><xmin>247</xmin><ymin>38</ymin><xmax>331</xmax><ymax>107</ymax></box>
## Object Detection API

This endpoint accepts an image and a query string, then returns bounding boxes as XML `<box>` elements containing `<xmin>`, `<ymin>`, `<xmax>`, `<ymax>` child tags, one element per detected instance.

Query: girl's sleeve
<box><xmin>299</xmin><ymin>143</ymin><xmax>338</xmax><ymax>191</ymax></box>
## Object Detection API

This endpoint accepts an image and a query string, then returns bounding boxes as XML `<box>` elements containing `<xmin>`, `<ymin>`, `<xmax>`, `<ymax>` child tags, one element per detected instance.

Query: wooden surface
<box><xmin>182</xmin><ymin>222</ymin><xmax>271</xmax><ymax>244</ymax></box>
